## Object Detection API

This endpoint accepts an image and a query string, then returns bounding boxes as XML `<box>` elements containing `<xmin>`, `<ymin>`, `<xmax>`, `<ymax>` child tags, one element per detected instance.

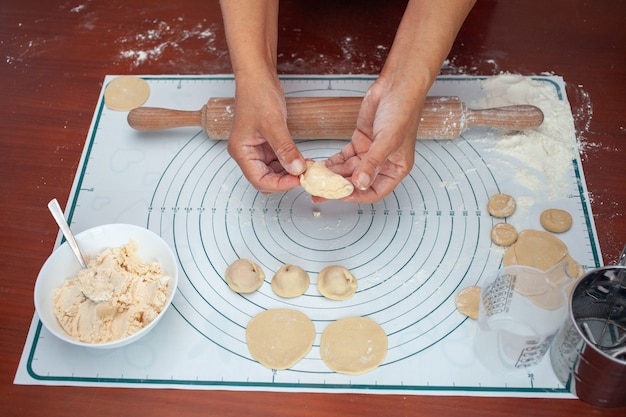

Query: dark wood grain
<box><xmin>1</xmin><ymin>0</ymin><xmax>624</xmax><ymax>415</ymax></box>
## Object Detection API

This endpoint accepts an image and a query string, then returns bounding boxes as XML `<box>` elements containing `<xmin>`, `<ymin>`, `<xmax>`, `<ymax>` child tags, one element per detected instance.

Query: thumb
<box><xmin>351</xmin><ymin>131</ymin><xmax>391</xmax><ymax>190</ymax></box>
<box><xmin>268</xmin><ymin>125</ymin><xmax>306</xmax><ymax>176</ymax></box>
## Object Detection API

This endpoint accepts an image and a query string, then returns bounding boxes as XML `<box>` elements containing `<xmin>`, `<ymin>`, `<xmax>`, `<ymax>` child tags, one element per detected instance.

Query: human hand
<box><xmin>227</xmin><ymin>75</ymin><xmax>306</xmax><ymax>193</ymax></box>
<box><xmin>324</xmin><ymin>79</ymin><xmax>422</xmax><ymax>204</ymax></box>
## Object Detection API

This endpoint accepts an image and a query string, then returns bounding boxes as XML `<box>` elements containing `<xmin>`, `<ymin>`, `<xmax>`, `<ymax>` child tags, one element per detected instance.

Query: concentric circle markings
<box><xmin>147</xmin><ymin>133</ymin><xmax>501</xmax><ymax>372</ymax></box>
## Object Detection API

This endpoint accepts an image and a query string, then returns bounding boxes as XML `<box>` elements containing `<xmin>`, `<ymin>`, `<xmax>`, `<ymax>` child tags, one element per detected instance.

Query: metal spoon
<box><xmin>47</xmin><ymin>198</ymin><xmax>87</xmax><ymax>269</ymax></box>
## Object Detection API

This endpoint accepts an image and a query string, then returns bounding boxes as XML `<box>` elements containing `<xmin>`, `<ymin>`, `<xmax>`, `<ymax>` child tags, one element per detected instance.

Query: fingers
<box><xmin>225</xmin><ymin>75</ymin><xmax>307</xmax><ymax>193</ymax></box>
<box><xmin>265</xmin><ymin>123</ymin><xmax>305</xmax><ymax>176</ymax></box>
<box><xmin>227</xmin><ymin>114</ymin><xmax>302</xmax><ymax>193</ymax></box>
<box><xmin>227</xmin><ymin>137</ymin><xmax>300</xmax><ymax>193</ymax></box>
<box><xmin>352</xmin><ymin>150</ymin><xmax>382</xmax><ymax>191</ymax></box>
<box><xmin>322</xmin><ymin>86</ymin><xmax>420</xmax><ymax>203</ymax></box>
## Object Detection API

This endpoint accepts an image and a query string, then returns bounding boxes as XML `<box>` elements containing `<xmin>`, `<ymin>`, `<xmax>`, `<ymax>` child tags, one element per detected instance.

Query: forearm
<box><xmin>219</xmin><ymin>0</ymin><xmax>280</xmax><ymax>77</ymax></box>
<box><xmin>218</xmin><ymin>0</ymin><xmax>305</xmax><ymax>186</ymax></box>
<box><xmin>382</xmin><ymin>0</ymin><xmax>476</xmax><ymax>96</ymax></box>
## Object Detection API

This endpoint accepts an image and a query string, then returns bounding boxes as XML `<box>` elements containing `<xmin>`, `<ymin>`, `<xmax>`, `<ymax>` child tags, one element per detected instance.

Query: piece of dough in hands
<box><xmin>300</xmin><ymin>161</ymin><xmax>354</xmax><ymax>199</ymax></box>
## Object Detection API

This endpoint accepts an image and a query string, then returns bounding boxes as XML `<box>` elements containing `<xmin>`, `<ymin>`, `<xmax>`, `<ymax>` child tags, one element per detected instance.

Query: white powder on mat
<box><xmin>472</xmin><ymin>74</ymin><xmax>580</xmax><ymax>199</ymax></box>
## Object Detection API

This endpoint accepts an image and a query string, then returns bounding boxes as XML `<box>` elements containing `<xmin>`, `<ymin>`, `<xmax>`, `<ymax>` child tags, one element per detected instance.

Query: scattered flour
<box><xmin>473</xmin><ymin>74</ymin><xmax>580</xmax><ymax>199</ymax></box>
<box><xmin>71</xmin><ymin>4</ymin><xmax>87</xmax><ymax>13</ymax></box>
<box><xmin>117</xmin><ymin>18</ymin><xmax>219</xmax><ymax>68</ymax></box>
<box><xmin>277</xmin><ymin>33</ymin><xmax>388</xmax><ymax>74</ymax></box>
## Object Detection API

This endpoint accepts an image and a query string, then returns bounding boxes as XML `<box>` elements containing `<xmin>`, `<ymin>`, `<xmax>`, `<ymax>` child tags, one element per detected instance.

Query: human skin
<box><xmin>219</xmin><ymin>0</ymin><xmax>476</xmax><ymax>202</ymax></box>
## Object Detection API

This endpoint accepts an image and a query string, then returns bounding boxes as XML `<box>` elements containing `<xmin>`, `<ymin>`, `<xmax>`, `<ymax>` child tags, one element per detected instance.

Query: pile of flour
<box><xmin>472</xmin><ymin>74</ymin><xmax>580</xmax><ymax>199</ymax></box>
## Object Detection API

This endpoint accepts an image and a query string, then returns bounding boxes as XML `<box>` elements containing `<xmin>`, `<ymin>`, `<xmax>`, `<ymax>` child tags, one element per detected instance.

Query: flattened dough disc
<box><xmin>246</xmin><ymin>309</ymin><xmax>315</xmax><ymax>370</ymax></box>
<box><xmin>487</xmin><ymin>193</ymin><xmax>516</xmax><ymax>218</ymax></box>
<box><xmin>540</xmin><ymin>208</ymin><xmax>573</xmax><ymax>233</ymax></box>
<box><xmin>510</xmin><ymin>229</ymin><xmax>568</xmax><ymax>270</ymax></box>
<box><xmin>320</xmin><ymin>316</ymin><xmax>387</xmax><ymax>375</ymax></box>
<box><xmin>104</xmin><ymin>76</ymin><xmax>150</xmax><ymax>111</ymax></box>
<box><xmin>455</xmin><ymin>286</ymin><xmax>481</xmax><ymax>319</ymax></box>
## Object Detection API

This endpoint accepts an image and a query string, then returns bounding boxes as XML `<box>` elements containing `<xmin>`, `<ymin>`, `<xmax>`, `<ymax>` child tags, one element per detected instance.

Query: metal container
<box><xmin>550</xmin><ymin>245</ymin><xmax>626</xmax><ymax>407</ymax></box>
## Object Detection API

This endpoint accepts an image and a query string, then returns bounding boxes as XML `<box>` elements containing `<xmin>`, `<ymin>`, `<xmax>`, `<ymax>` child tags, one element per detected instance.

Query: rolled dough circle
<box><xmin>503</xmin><ymin>229</ymin><xmax>568</xmax><ymax>271</ymax></box>
<box><xmin>246</xmin><ymin>309</ymin><xmax>315</xmax><ymax>370</ymax></box>
<box><xmin>317</xmin><ymin>265</ymin><xmax>357</xmax><ymax>300</ymax></box>
<box><xmin>224</xmin><ymin>258</ymin><xmax>265</xmax><ymax>293</ymax></box>
<box><xmin>320</xmin><ymin>316</ymin><xmax>387</xmax><ymax>375</ymax></box>
<box><xmin>455</xmin><ymin>286</ymin><xmax>481</xmax><ymax>319</ymax></box>
<box><xmin>271</xmin><ymin>264</ymin><xmax>310</xmax><ymax>298</ymax></box>
<box><xmin>527</xmin><ymin>288</ymin><xmax>568</xmax><ymax>310</ymax></box>
<box><xmin>299</xmin><ymin>161</ymin><xmax>354</xmax><ymax>199</ymax></box>
<box><xmin>490</xmin><ymin>222</ymin><xmax>518</xmax><ymax>246</ymax></box>
<box><xmin>104</xmin><ymin>76</ymin><xmax>150</xmax><ymax>111</ymax></box>
<box><xmin>540</xmin><ymin>208</ymin><xmax>573</xmax><ymax>233</ymax></box>
<box><xmin>487</xmin><ymin>193</ymin><xmax>516</xmax><ymax>218</ymax></box>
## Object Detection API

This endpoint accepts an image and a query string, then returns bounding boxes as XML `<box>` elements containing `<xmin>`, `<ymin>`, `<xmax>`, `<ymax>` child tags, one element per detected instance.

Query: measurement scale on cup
<box><xmin>16</xmin><ymin>75</ymin><xmax>601</xmax><ymax>398</ymax></box>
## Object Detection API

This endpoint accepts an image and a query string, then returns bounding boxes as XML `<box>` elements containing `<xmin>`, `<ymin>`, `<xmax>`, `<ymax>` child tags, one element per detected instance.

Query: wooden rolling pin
<box><xmin>127</xmin><ymin>96</ymin><xmax>543</xmax><ymax>140</ymax></box>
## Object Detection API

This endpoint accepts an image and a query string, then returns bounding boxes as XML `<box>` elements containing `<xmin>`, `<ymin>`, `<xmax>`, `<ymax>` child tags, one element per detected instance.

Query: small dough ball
<box><xmin>487</xmin><ymin>193</ymin><xmax>516</xmax><ymax>218</ymax></box>
<box><xmin>271</xmin><ymin>264</ymin><xmax>310</xmax><ymax>298</ymax></box>
<box><xmin>225</xmin><ymin>259</ymin><xmax>265</xmax><ymax>293</ymax></box>
<box><xmin>320</xmin><ymin>317</ymin><xmax>387</xmax><ymax>375</ymax></box>
<box><xmin>104</xmin><ymin>76</ymin><xmax>150</xmax><ymax>111</ymax></box>
<box><xmin>317</xmin><ymin>265</ymin><xmax>357</xmax><ymax>300</ymax></box>
<box><xmin>300</xmin><ymin>161</ymin><xmax>354</xmax><ymax>199</ymax></box>
<box><xmin>455</xmin><ymin>286</ymin><xmax>481</xmax><ymax>319</ymax></box>
<box><xmin>540</xmin><ymin>208</ymin><xmax>573</xmax><ymax>233</ymax></box>
<box><xmin>491</xmin><ymin>222</ymin><xmax>518</xmax><ymax>246</ymax></box>
<box><xmin>246</xmin><ymin>309</ymin><xmax>315</xmax><ymax>370</ymax></box>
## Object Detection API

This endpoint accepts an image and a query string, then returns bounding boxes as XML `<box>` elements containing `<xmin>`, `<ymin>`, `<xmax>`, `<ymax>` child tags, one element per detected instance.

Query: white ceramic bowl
<box><xmin>34</xmin><ymin>223</ymin><xmax>178</xmax><ymax>349</ymax></box>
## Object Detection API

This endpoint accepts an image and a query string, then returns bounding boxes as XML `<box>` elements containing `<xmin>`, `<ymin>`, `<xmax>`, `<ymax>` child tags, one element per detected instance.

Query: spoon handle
<box><xmin>47</xmin><ymin>198</ymin><xmax>88</xmax><ymax>269</ymax></box>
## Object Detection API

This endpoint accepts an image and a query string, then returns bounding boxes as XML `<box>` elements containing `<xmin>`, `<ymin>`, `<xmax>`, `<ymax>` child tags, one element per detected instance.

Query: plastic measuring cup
<box><xmin>475</xmin><ymin>260</ymin><xmax>572</xmax><ymax>373</ymax></box>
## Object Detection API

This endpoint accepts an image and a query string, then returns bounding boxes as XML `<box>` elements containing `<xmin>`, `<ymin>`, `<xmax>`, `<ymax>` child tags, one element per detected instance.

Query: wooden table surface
<box><xmin>1</xmin><ymin>0</ymin><xmax>625</xmax><ymax>415</ymax></box>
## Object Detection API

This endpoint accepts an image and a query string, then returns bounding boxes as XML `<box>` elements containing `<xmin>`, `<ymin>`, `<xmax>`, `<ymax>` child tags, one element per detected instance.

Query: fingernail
<box><xmin>289</xmin><ymin>159</ymin><xmax>305</xmax><ymax>176</ymax></box>
<box><xmin>355</xmin><ymin>172</ymin><xmax>371</xmax><ymax>190</ymax></box>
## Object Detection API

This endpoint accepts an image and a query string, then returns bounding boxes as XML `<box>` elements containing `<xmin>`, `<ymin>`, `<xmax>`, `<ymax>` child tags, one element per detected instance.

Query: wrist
<box><xmin>379</xmin><ymin>0</ymin><xmax>476</xmax><ymax>99</ymax></box>
<box><xmin>233</xmin><ymin>68</ymin><xmax>283</xmax><ymax>101</ymax></box>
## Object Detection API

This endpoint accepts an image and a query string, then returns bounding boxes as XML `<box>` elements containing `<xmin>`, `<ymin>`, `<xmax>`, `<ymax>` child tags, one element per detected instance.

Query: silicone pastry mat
<box><xmin>15</xmin><ymin>75</ymin><xmax>601</xmax><ymax>397</ymax></box>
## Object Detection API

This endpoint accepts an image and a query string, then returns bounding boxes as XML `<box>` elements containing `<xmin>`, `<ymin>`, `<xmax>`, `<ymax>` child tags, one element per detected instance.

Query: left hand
<box><xmin>324</xmin><ymin>78</ymin><xmax>422</xmax><ymax>203</ymax></box>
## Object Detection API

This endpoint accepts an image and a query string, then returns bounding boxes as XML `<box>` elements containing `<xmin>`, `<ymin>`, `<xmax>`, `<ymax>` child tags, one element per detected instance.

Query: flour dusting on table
<box><xmin>473</xmin><ymin>74</ymin><xmax>580</xmax><ymax>199</ymax></box>
<box><xmin>117</xmin><ymin>18</ymin><xmax>220</xmax><ymax>68</ymax></box>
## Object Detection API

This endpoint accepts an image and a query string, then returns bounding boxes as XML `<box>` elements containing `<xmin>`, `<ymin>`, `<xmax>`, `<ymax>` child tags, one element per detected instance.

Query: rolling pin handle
<box><xmin>127</xmin><ymin>107</ymin><xmax>204</xmax><ymax>131</ymax></box>
<box><xmin>466</xmin><ymin>105</ymin><xmax>544</xmax><ymax>131</ymax></box>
